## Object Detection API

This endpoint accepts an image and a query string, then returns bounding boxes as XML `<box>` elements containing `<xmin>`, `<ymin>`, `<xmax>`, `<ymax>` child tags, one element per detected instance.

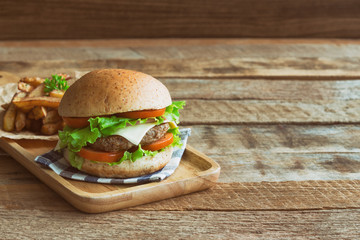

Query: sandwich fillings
<box><xmin>58</xmin><ymin>101</ymin><xmax>185</xmax><ymax>170</ymax></box>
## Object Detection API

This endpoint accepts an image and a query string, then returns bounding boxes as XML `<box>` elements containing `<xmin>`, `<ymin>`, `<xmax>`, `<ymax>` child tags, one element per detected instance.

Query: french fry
<box><xmin>29</xmin><ymin>119</ymin><xmax>42</xmax><ymax>133</ymax></box>
<box><xmin>12</xmin><ymin>96</ymin><xmax>61</xmax><ymax>111</ymax></box>
<box><xmin>27</xmin><ymin>83</ymin><xmax>45</xmax><ymax>97</ymax></box>
<box><xmin>3</xmin><ymin>103</ymin><xmax>17</xmax><ymax>132</ymax></box>
<box><xmin>27</xmin><ymin>111</ymin><xmax>35</xmax><ymax>119</ymax></box>
<box><xmin>32</xmin><ymin>106</ymin><xmax>47</xmax><ymax>120</ymax></box>
<box><xmin>49</xmin><ymin>90</ymin><xmax>65</xmax><ymax>98</ymax></box>
<box><xmin>4</xmin><ymin>74</ymin><xmax>69</xmax><ymax>135</ymax></box>
<box><xmin>18</xmin><ymin>82</ymin><xmax>35</xmax><ymax>93</ymax></box>
<box><xmin>12</xmin><ymin>91</ymin><xmax>32</xmax><ymax>112</ymax></box>
<box><xmin>14</xmin><ymin>91</ymin><xmax>28</xmax><ymax>98</ymax></box>
<box><xmin>41</xmin><ymin>121</ymin><xmax>62</xmax><ymax>135</ymax></box>
<box><xmin>1</xmin><ymin>103</ymin><xmax>9</xmax><ymax>110</ymax></box>
<box><xmin>42</xmin><ymin>109</ymin><xmax>61</xmax><ymax>124</ymax></box>
<box><xmin>20</xmin><ymin>77</ymin><xmax>45</xmax><ymax>86</ymax></box>
<box><xmin>25</xmin><ymin>118</ymin><xmax>32</xmax><ymax>130</ymax></box>
<box><xmin>15</xmin><ymin>110</ymin><xmax>26</xmax><ymax>131</ymax></box>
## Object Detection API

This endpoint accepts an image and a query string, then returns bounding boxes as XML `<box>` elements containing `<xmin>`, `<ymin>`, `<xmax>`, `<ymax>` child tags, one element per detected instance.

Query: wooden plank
<box><xmin>164</xmin><ymin>79</ymin><xmax>360</xmax><ymax>100</ymax></box>
<box><xmin>3</xmin><ymin>42</ymin><xmax>360</xmax><ymax>78</ymax></box>
<box><xmin>1</xmin><ymin>209</ymin><xmax>360</xmax><ymax>239</ymax></box>
<box><xmin>132</xmin><ymin>181</ymin><xmax>360</xmax><ymax>211</ymax></box>
<box><xmin>186</xmin><ymin>124</ymin><xmax>360</xmax><ymax>183</ymax></box>
<box><xmin>2</xmin><ymin>57</ymin><xmax>360</xmax><ymax>79</ymax></box>
<box><xmin>0</xmin><ymin>47</ymin><xmax>142</xmax><ymax>61</ymax></box>
<box><xmin>2</xmin><ymin>38</ymin><xmax>360</xmax><ymax>47</ymax></box>
<box><xmin>1</xmin><ymin>0</ymin><xmax>360</xmax><ymax>39</ymax></box>
<box><xmin>3</xmin><ymin>152</ymin><xmax>360</xmax><ymax>211</ymax></box>
<box><xmin>211</xmin><ymin>153</ymin><xmax>360</xmax><ymax>183</ymax></box>
<box><xmin>181</xmin><ymin>99</ymin><xmax>360</xmax><ymax>124</ymax></box>
<box><xmin>4</xmin><ymin>43</ymin><xmax>360</xmax><ymax>60</ymax></box>
<box><xmin>0</xmin><ymin>155</ymin><xmax>73</xmax><ymax>211</ymax></box>
<box><xmin>186</xmin><ymin>125</ymin><xmax>360</xmax><ymax>156</ymax></box>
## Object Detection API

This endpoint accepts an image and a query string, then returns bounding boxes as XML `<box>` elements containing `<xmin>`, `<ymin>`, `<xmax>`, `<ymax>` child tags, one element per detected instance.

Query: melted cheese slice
<box><xmin>111</xmin><ymin>120</ymin><xmax>177</xmax><ymax>145</ymax></box>
<box><xmin>112</xmin><ymin>123</ymin><xmax>156</xmax><ymax>145</ymax></box>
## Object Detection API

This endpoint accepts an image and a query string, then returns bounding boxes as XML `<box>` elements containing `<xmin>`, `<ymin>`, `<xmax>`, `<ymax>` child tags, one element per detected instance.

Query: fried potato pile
<box><xmin>2</xmin><ymin>74</ymin><xmax>70</xmax><ymax>135</ymax></box>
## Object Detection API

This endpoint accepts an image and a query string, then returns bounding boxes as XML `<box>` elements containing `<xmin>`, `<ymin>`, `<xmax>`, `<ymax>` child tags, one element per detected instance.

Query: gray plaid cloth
<box><xmin>35</xmin><ymin>128</ymin><xmax>191</xmax><ymax>184</ymax></box>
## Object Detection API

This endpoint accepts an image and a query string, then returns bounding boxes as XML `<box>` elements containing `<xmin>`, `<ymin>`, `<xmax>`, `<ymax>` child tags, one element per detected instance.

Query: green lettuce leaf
<box><xmin>167</xmin><ymin>127</ymin><xmax>182</xmax><ymax>148</ymax></box>
<box><xmin>58</xmin><ymin>125</ymin><xmax>101</xmax><ymax>152</ymax></box>
<box><xmin>67</xmin><ymin>150</ymin><xmax>84</xmax><ymax>170</ymax></box>
<box><xmin>164</xmin><ymin>101</ymin><xmax>185</xmax><ymax>124</ymax></box>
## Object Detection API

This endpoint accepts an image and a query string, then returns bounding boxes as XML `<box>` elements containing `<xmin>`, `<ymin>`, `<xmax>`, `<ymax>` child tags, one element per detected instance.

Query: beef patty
<box><xmin>88</xmin><ymin>123</ymin><xmax>170</xmax><ymax>152</ymax></box>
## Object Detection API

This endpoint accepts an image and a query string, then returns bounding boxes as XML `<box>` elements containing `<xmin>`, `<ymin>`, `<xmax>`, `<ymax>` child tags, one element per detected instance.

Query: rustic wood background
<box><xmin>1</xmin><ymin>39</ymin><xmax>360</xmax><ymax>239</ymax></box>
<box><xmin>1</xmin><ymin>0</ymin><xmax>360</xmax><ymax>40</ymax></box>
<box><xmin>2</xmin><ymin>0</ymin><xmax>360</xmax><ymax>237</ymax></box>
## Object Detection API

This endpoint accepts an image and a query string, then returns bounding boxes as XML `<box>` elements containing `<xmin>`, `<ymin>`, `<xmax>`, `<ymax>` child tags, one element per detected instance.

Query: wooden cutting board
<box><xmin>0</xmin><ymin>137</ymin><xmax>220</xmax><ymax>213</ymax></box>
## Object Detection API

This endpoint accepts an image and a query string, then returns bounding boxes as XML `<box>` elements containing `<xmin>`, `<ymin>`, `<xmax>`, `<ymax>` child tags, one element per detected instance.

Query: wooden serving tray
<box><xmin>0</xmin><ymin>138</ymin><xmax>220</xmax><ymax>213</ymax></box>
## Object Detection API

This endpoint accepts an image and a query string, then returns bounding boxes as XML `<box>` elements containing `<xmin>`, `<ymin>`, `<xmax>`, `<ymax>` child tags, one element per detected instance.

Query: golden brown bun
<box><xmin>58</xmin><ymin>69</ymin><xmax>172</xmax><ymax>117</ymax></box>
<box><xmin>64</xmin><ymin>147</ymin><xmax>173</xmax><ymax>178</ymax></box>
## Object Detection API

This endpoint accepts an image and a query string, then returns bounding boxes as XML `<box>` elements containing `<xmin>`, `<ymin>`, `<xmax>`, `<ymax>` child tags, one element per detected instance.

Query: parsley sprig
<box><xmin>44</xmin><ymin>74</ymin><xmax>69</xmax><ymax>93</ymax></box>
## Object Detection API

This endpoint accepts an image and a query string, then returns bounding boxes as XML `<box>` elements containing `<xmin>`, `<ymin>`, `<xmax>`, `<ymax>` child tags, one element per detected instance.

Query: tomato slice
<box><xmin>77</xmin><ymin>148</ymin><xmax>125</xmax><ymax>163</ymax></box>
<box><xmin>77</xmin><ymin>133</ymin><xmax>174</xmax><ymax>163</ymax></box>
<box><xmin>142</xmin><ymin>133</ymin><xmax>174</xmax><ymax>151</ymax></box>
<box><xmin>116</xmin><ymin>108</ymin><xmax>165</xmax><ymax>119</ymax></box>
<box><xmin>63</xmin><ymin>117</ymin><xmax>90</xmax><ymax>128</ymax></box>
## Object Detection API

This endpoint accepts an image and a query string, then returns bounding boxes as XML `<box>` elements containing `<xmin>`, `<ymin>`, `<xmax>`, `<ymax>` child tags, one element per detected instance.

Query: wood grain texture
<box><xmin>4</xmin><ymin>42</ymin><xmax>360</xmax><ymax>60</ymax></box>
<box><xmin>2</xmin><ymin>42</ymin><xmax>360</xmax><ymax>78</ymax></box>
<box><xmin>212</xmin><ymin>153</ymin><xmax>360</xmax><ymax>183</ymax></box>
<box><xmin>3</xmin><ymin>154</ymin><xmax>360</xmax><ymax>211</ymax></box>
<box><xmin>0</xmin><ymin>39</ymin><xmax>359</xmax><ymax>238</ymax></box>
<box><xmin>3</xmin><ymin>38</ymin><xmax>360</xmax><ymax>47</ymax></box>
<box><xmin>187</xmin><ymin>124</ymin><xmax>360</xmax><ymax>183</ymax></box>
<box><xmin>1</xmin><ymin>209</ymin><xmax>360</xmax><ymax>239</ymax></box>
<box><xmin>132</xmin><ymin>181</ymin><xmax>360</xmax><ymax>211</ymax></box>
<box><xmin>165</xmin><ymin>79</ymin><xmax>360</xmax><ymax>100</ymax></box>
<box><xmin>2</xmin><ymin>0</ymin><xmax>360</xmax><ymax>39</ymax></box>
<box><xmin>2</xmin><ymin>57</ymin><xmax>360</xmax><ymax>79</ymax></box>
<box><xmin>187</xmin><ymin>125</ymin><xmax>360</xmax><ymax>155</ymax></box>
<box><xmin>181</xmin><ymin>99</ymin><xmax>360</xmax><ymax>124</ymax></box>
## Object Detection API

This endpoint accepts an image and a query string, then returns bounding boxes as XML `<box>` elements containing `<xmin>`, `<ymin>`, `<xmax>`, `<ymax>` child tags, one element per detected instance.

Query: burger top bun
<box><xmin>58</xmin><ymin>69</ymin><xmax>172</xmax><ymax>117</ymax></box>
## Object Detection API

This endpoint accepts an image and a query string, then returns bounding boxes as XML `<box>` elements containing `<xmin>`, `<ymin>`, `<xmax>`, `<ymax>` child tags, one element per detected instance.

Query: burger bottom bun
<box><xmin>64</xmin><ymin>147</ymin><xmax>173</xmax><ymax>178</ymax></box>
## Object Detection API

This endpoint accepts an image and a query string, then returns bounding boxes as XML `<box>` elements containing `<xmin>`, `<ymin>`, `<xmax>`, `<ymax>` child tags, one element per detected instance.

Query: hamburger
<box><xmin>57</xmin><ymin>69</ymin><xmax>185</xmax><ymax>178</ymax></box>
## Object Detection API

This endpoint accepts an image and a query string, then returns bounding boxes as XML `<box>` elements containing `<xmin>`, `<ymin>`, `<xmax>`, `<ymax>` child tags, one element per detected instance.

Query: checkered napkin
<box><xmin>35</xmin><ymin>128</ymin><xmax>191</xmax><ymax>184</ymax></box>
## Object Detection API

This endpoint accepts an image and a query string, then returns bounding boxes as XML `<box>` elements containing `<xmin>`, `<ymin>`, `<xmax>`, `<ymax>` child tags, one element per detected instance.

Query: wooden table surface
<box><xmin>1</xmin><ymin>39</ymin><xmax>360</xmax><ymax>239</ymax></box>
